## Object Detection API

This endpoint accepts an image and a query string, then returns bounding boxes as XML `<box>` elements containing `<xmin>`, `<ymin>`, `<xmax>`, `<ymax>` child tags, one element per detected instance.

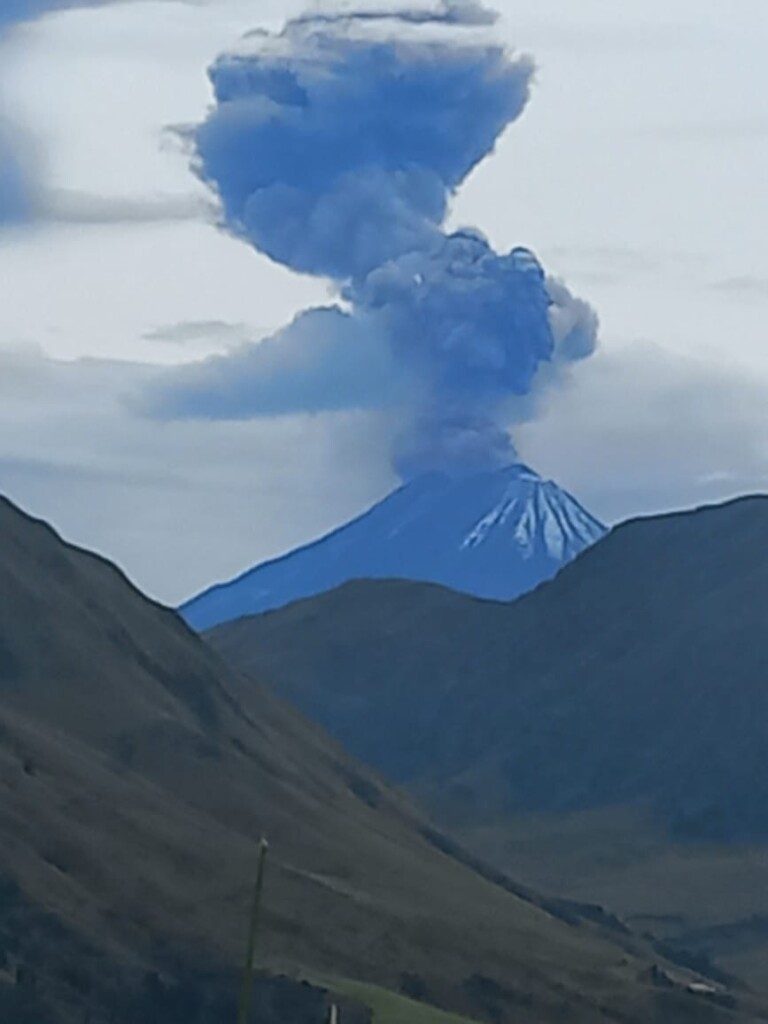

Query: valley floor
<box><xmin>460</xmin><ymin>805</ymin><xmax>768</xmax><ymax>993</ymax></box>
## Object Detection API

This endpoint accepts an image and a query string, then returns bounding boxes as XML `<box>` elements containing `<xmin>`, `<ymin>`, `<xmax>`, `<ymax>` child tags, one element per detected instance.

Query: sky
<box><xmin>0</xmin><ymin>0</ymin><xmax>767</xmax><ymax>604</ymax></box>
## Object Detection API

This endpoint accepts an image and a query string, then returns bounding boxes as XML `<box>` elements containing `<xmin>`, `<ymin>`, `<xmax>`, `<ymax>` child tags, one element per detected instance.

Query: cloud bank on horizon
<box><xmin>147</xmin><ymin>0</ymin><xmax>599</xmax><ymax>478</ymax></box>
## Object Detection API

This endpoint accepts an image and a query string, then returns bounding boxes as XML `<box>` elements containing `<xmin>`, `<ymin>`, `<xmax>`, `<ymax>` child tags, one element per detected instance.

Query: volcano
<box><xmin>181</xmin><ymin>464</ymin><xmax>606</xmax><ymax>631</ymax></box>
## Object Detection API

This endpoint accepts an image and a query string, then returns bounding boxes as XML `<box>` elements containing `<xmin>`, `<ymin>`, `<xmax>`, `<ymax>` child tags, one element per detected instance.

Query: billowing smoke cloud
<box><xmin>162</xmin><ymin>1</ymin><xmax>598</xmax><ymax>477</ymax></box>
<box><xmin>195</xmin><ymin>4</ymin><xmax>532</xmax><ymax>280</ymax></box>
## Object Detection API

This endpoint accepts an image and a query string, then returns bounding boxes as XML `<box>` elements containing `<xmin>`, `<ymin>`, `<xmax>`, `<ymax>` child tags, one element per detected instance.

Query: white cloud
<box><xmin>518</xmin><ymin>343</ymin><xmax>768</xmax><ymax>523</ymax></box>
<box><xmin>0</xmin><ymin>219</ymin><xmax>328</xmax><ymax>363</ymax></box>
<box><xmin>0</xmin><ymin>347</ymin><xmax>395</xmax><ymax>603</ymax></box>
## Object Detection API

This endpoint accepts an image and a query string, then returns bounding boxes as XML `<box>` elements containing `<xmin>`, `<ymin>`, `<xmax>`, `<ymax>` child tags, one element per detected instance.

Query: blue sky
<box><xmin>1</xmin><ymin>0</ymin><xmax>767</xmax><ymax>602</ymax></box>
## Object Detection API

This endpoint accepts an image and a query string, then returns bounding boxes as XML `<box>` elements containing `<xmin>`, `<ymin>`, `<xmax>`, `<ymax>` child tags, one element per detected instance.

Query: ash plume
<box><xmin>182</xmin><ymin>0</ymin><xmax>598</xmax><ymax>477</ymax></box>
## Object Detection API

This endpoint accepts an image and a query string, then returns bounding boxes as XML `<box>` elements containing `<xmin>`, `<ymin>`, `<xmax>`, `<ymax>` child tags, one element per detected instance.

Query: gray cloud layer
<box><xmin>4</xmin><ymin>342</ymin><xmax>768</xmax><ymax>602</ymax></box>
<box><xmin>143</xmin><ymin>307</ymin><xmax>398</xmax><ymax>418</ymax></box>
<box><xmin>41</xmin><ymin>188</ymin><xmax>215</xmax><ymax>226</ymax></box>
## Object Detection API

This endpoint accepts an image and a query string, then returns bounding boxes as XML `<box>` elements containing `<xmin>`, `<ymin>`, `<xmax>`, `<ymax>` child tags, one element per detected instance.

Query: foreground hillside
<box><xmin>207</xmin><ymin>495</ymin><xmax>768</xmax><ymax>989</ymax></box>
<box><xmin>0</xmin><ymin>496</ymin><xmax>742</xmax><ymax>1023</ymax></box>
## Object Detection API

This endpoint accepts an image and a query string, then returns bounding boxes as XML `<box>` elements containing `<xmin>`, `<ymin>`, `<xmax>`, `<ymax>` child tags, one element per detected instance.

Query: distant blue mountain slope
<box><xmin>181</xmin><ymin>464</ymin><xmax>606</xmax><ymax>631</ymax></box>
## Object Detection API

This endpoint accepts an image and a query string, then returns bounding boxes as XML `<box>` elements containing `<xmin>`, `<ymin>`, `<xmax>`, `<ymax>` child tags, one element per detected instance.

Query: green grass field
<box><xmin>328</xmin><ymin>978</ymin><xmax>479</xmax><ymax>1024</ymax></box>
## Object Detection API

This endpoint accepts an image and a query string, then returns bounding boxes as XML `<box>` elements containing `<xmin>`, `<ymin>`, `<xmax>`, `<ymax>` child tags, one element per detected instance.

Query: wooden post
<box><xmin>237</xmin><ymin>838</ymin><xmax>269</xmax><ymax>1024</ymax></box>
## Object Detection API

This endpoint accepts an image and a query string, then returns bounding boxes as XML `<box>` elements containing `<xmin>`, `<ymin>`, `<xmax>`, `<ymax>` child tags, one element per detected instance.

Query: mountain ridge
<box><xmin>207</xmin><ymin>492</ymin><xmax>768</xmax><ymax>826</ymax></box>
<box><xmin>206</xmin><ymin>492</ymin><xmax>768</xmax><ymax>990</ymax></box>
<box><xmin>181</xmin><ymin>464</ymin><xmax>606</xmax><ymax>630</ymax></box>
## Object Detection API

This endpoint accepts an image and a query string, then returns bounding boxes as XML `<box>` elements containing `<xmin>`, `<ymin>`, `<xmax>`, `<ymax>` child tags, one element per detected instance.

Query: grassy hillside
<box><xmin>462</xmin><ymin>805</ymin><xmax>768</xmax><ymax>992</ymax></box>
<box><xmin>329</xmin><ymin>978</ymin><xmax>480</xmax><ymax>1024</ymax></box>
<box><xmin>206</xmin><ymin>496</ymin><xmax>768</xmax><ymax>991</ymax></box>
<box><xmin>1</xmin><ymin>494</ymin><xmax>749</xmax><ymax>1023</ymax></box>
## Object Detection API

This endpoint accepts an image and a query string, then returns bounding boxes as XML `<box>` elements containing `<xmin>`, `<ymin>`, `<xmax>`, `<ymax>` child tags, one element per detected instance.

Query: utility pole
<box><xmin>237</xmin><ymin>838</ymin><xmax>269</xmax><ymax>1024</ymax></box>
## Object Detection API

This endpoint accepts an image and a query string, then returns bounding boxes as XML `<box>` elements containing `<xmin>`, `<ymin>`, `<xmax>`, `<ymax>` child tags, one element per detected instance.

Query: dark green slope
<box><xmin>1</xmin><ymin>496</ymin><xmax>739</xmax><ymax>1024</ymax></box>
<box><xmin>208</xmin><ymin>496</ymin><xmax>768</xmax><ymax>839</ymax></box>
<box><xmin>207</xmin><ymin>496</ymin><xmax>768</xmax><ymax>993</ymax></box>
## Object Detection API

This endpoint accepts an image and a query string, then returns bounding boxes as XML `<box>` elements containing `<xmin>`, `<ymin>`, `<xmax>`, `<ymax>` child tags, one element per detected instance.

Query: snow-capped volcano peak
<box><xmin>180</xmin><ymin>464</ymin><xmax>607</xmax><ymax>631</ymax></box>
<box><xmin>460</xmin><ymin>469</ymin><xmax>596</xmax><ymax>559</ymax></box>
